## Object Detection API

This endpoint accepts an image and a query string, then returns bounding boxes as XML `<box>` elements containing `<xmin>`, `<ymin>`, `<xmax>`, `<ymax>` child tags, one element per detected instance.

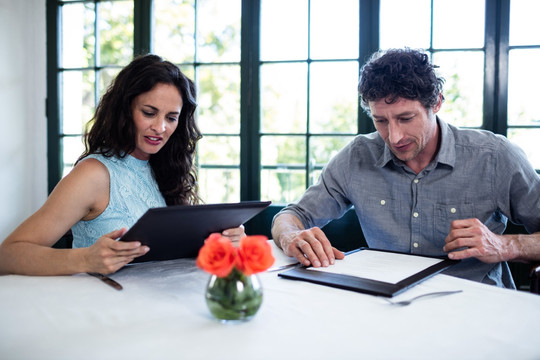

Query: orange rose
<box><xmin>236</xmin><ymin>235</ymin><xmax>275</xmax><ymax>275</ymax></box>
<box><xmin>196</xmin><ymin>233</ymin><xmax>237</xmax><ymax>277</ymax></box>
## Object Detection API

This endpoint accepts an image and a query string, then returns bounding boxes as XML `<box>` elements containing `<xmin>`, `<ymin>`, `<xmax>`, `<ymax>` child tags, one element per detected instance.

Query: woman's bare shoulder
<box><xmin>45</xmin><ymin>157</ymin><xmax>110</xmax><ymax>219</ymax></box>
<box><xmin>52</xmin><ymin>158</ymin><xmax>106</xmax><ymax>193</ymax></box>
<box><xmin>72</xmin><ymin>157</ymin><xmax>109</xmax><ymax>179</ymax></box>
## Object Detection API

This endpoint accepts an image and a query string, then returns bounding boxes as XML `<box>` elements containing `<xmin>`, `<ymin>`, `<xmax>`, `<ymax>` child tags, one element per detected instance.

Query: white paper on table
<box><xmin>268</xmin><ymin>240</ymin><xmax>298</xmax><ymax>266</ymax></box>
<box><xmin>307</xmin><ymin>250</ymin><xmax>443</xmax><ymax>284</ymax></box>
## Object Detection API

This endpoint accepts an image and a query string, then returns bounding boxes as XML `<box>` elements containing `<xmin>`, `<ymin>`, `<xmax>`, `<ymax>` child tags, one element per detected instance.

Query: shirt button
<box><xmin>413</xmin><ymin>212</ymin><xmax>419</xmax><ymax>218</ymax></box>
<box><xmin>450</xmin><ymin>208</ymin><xmax>457</xmax><ymax>213</ymax></box>
<box><xmin>413</xmin><ymin>242</ymin><xmax>419</xmax><ymax>248</ymax></box>
<box><xmin>380</xmin><ymin>200</ymin><xmax>386</xmax><ymax>205</ymax></box>
<box><xmin>414</xmin><ymin>179</ymin><xmax>419</xmax><ymax>184</ymax></box>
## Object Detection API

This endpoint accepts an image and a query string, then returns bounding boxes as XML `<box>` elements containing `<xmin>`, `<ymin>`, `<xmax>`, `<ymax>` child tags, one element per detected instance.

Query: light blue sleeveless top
<box><xmin>71</xmin><ymin>154</ymin><xmax>166</xmax><ymax>248</ymax></box>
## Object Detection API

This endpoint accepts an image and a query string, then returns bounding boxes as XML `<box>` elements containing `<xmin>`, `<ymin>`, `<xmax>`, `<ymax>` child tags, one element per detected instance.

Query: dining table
<box><xmin>1</xmin><ymin>242</ymin><xmax>539</xmax><ymax>360</ymax></box>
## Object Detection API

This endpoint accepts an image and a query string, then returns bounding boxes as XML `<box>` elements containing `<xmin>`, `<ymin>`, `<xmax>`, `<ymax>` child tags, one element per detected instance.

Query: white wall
<box><xmin>0</xmin><ymin>0</ymin><xmax>47</xmax><ymax>242</ymax></box>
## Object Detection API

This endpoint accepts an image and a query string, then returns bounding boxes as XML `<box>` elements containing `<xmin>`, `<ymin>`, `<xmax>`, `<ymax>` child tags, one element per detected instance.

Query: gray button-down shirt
<box><xmin>277</xmin><ymin>118</ymin><xmax>540</xmax><ymax>288</ymax></box>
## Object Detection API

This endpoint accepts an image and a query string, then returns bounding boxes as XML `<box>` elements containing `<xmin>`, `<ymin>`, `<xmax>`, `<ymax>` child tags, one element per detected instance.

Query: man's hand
<box><xmin>277</xmin><ymin>227</ymin><xmax>344</xmax><ymax>268</ymax></box>
<box><xmin>272</xmin><ymin>213</ymin><xmax>345</xmax><ymax>267</ymax></box>
<box><xmin>83</xmin><ymin>228</ymin><xmax>150</xmax><ymax>274</ymax></box>
<box><xmin>443</xmin><ymin>218</ymin><xmax>514</xmax><ymax>263</ymax></box>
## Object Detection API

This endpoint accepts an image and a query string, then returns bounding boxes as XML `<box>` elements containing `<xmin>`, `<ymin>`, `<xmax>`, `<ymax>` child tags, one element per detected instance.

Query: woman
<box><xmin>0</xmin><ymin>54</ymin><xmax>244</xmax><ymax>276</ymax></box>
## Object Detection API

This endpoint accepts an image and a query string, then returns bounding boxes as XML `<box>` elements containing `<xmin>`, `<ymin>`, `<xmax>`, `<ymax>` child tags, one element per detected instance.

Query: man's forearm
<box><xmin>507</xmin><ymin>232</ymin><xmax>540</xmax><ymax>262</ymax></box>
<box><xmin>271</xmin><ymin>213</ymin><xmax>305</xmax><ymax>249</ymax></box>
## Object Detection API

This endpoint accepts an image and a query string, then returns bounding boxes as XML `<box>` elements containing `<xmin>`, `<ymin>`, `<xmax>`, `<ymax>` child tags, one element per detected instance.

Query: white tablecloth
<box><xmin>1</xmin><ymin>244</ymin><xmax>539</xmax><ymax>360</ymax></box>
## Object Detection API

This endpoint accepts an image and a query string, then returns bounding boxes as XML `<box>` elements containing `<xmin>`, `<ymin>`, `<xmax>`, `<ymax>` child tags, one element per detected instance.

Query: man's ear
<box><xmin>432</xmin><ymin>93</ymin><xmax>443</xmax><ymax>114</ymax></box>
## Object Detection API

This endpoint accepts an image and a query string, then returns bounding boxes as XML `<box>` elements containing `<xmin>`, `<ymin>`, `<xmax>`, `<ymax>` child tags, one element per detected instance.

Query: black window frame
<box><xmin>46</xmin><ymin>0</ymin><xmax>536</xmax><ymax>197</ymax></box>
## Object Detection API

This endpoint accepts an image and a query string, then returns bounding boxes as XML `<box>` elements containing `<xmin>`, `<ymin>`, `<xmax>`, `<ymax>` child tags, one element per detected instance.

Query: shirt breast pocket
<box><xmin>433</xmin><ymin>203</ymin><xmax>476</xmax><ymax>241</ymax></box>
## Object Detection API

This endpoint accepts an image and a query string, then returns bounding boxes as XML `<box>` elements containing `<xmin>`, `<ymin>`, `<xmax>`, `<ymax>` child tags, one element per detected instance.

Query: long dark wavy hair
<box><xmin>358</xmin><ymin>48</ymin><xmax>445</xmax><ymax>115</ymax></box>
<box><xmin>78</xmin><ymin>54</ymin><xmax>202</xmax><ymax>205</ymax></box>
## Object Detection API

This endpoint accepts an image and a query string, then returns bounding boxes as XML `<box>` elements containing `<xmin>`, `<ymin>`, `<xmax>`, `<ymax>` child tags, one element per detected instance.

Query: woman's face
<box><xmin>130</xmin><ymin>83</ymin><xmax>182</xmax><ymax>160</ymax></box>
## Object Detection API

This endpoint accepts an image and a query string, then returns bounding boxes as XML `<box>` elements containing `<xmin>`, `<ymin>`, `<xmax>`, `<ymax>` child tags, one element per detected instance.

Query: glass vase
<box><xmin>205</xmin><ymin>267</ymin><xmax>263</xmax><ymax>323</ymax></box>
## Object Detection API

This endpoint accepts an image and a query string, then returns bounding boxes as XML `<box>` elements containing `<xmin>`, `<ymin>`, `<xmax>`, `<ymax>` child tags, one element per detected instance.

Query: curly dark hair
<box><xmin>78</xmin><ymin>54</ymin><xmax>202</xmax><ymax>206</ymax></box>
<box><xmin>358</xmin><ymin>48</ymin><xmax>445</xmax><ymax>115</ymax></box>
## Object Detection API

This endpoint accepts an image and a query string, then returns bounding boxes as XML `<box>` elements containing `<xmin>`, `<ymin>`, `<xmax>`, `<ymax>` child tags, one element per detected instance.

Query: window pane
<box><xmin>98</xmin><ymin>1</ymin><xmax>133</xmax><ymax>66</ymax></box>
<box><xmin>310</xmin><ymin>136</ymin><xmax>354</xmax><ymax>168</ymax></box>
<box><xmin>198</xmin><ymin>168</ymin><xmax>240</xmax><ymax>203</ymax></box>
<box><xmin>62</xmin><ymin>136</ymin><xmax>85</xmax><ymax>177</ymax></box>
<box><xmin>309</xmin><ymin>61</ymin><xmax>358</xmax><ymax>133</ymax></box>
<box><xmin>433</xmin><ymin>51</ymin><xmax>484</xmax><ymax>128</ymax></box>
<box><xmin>197</xmin><ymin>65</ymin><xmax>240</xmax><ymax>134</ymax></box>
<box><xmin>260</xmin><ymin>0</ymin><xmax>308</xmax><ymax>61</ymax></box>
<box><xmin>197</xmin><ymin>136</ymin><xmax>240</xmax><ymax>166</ymax></box>
<box><xmin>507</xmin><ymin>129</ymin><xmax>540</xmax><ymax>170</ymax></box>
<box><xmin>310</xmin><ymin>0</ymin><xmax>358</xmax><ymax>59</ymax></box>
<box><xmin>310</xmin><ymin>169</ymin><xmax>322</xmax><ymax>187</ymax></box>
<box><xmin>179</xmin><ymin>65</ymin><xmax>195</xmax><ymax>81</ymax></box>
<box><xmin>197</xmin><ymin>0</ymin><xmax>241</xmax><ymax>63</ymax></box>
<box><xmin>510</xmin><ymin>0</ymin><xmax>540</xmax><ymax>46</ymax></box>
<box><xmin>432</xmin><ymin>0</ymin><xmax>484</xmax><ymax>49</ymax></box>
<box><xmin>261</xmin><ymin>169</ymin><xmax>306</xmax><ymax>205</ymax></box>
<box><xmin>98</xmin><ymin>67</ymin><xmax>121</xmax><ymax>99</ymax></box>
<box><xmin>61</xmin><ymin>2</ymin><xmax>95</xmax><ymax>68</ymax></box>
<box><xmin>379</xmin><ymin>0</ymin><xmax>430</xmax><ymax>50</ymax></box>
<box><xmin>62</xmin><ymin>70</ymin><xmax>95</xmax><ymax>135</ymax></box>
<box><xmin>153</xmin><ymin>0</ymin><xmax>195</xmax><ymax>63</ymax></box>
<box><xmin>508</xmin><ymin>49</ymin><xmax>540</xmax><ymax>126</ymax></box>
<box><xmin>261</xmin><ymin>136</ymin><xmax>306</xmax><ymax>166</ymax></box>
<box><xmin>260</xmin><ymin>63</ymin><xmax>307</xmax><ymax>134</ymax></box>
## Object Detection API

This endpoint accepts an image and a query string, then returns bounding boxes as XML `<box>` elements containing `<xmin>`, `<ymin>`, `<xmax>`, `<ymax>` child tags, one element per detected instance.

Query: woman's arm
<box><xmin>0</xmin><ymin>159</ymin><xmax>147</xmax><ymax>275</ymax></box>
<box><xmin>221</xmin><ymin>225</ymin><xmax>246</xmax><ymax>243</ymax></box>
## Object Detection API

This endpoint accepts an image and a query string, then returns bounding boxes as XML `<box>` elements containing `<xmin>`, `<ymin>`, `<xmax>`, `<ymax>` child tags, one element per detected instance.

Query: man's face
<box><xmin>369</xmin><ymin>97</ymin><xmax>441</xmax><ymax>169</ymax></box>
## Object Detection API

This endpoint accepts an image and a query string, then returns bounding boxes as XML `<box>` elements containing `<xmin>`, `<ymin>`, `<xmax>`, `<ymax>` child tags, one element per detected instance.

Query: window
<box><xmin>153</xmin><ymin>0</ymin><xmax>242</xmax><ymax>203</ymax></box>
<box><xmin>259</xmin><ymin>0</ymin><xmax>360</xmax><ymax>203</ymax></box>
<box><xmin>507</xmin><ymin>0</ymin><xmax>540</xmax><ymax>169</ymax></box>
<box><xmin>380</xmin><ymin>0</ymin><xmax>485</xmax><ymax>128</ymax></box>
<box><xmin>47</xmin><ymin>0</ymin><xmax>539</xmax><ymax>207</ymax></box>
<box><xmin>55</xmin><ymin>0</ymin><xmax>134</xmax><ymax>178</ymax></box>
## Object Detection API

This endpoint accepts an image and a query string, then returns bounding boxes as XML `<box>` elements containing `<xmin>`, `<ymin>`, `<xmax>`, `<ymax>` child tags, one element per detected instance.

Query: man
<box><xmin>271</xmin><ymin>48</ymin><xmax>540</xmax><ymax>288</ymax></box>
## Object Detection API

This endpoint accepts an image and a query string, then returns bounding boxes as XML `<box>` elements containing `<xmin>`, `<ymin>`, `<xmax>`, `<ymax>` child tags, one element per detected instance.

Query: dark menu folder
<box><xmin>120</xmin><ymin>201</ymin><xmax>271</xmax><ymax>263</ymax></box>
<box><xmin>278</xmin><ymin>247</ymin><xmax>459</xmax><ymax>297</ymax></box>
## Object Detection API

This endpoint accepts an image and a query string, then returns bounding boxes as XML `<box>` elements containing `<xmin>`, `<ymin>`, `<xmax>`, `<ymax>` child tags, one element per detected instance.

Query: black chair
<box><xmin>503</xmin><ymin>222</ymin><xmax>540</xmax><ymax>294</ymax></box>
<box><xmin>52</xmin><ymin>230</ymin><xmax>73</xmax><ymax>249</ymax></box>
<box><xmin>530</xmin><ymin>263</ymin><xmax>540</xmax><ymax>294</ymax></box>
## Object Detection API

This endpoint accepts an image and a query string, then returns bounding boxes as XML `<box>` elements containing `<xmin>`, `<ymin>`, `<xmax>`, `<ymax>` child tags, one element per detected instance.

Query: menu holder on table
<box><xmin>277</xmin><ymin>247</ymin><xmax>459</xmax><ymax>297</ymax></box>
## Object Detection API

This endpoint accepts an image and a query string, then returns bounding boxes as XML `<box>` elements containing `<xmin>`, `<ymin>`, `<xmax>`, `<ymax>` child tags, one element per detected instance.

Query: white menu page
<box><xmin>307</xmin><ymin>250</ymin><xmax>443</xmax><ymax>284</ymax></box>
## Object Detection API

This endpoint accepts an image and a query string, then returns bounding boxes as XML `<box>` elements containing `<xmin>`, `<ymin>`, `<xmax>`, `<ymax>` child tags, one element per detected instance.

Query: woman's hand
<box><xmin>221</xmin><ymin>225</ymin><xmax>246</xmax><ymax>244</ymax></box>
<box><xmin>83</xmin><ymin>228</ymin><xmax>150</xmax><ymax>274</ymax></box>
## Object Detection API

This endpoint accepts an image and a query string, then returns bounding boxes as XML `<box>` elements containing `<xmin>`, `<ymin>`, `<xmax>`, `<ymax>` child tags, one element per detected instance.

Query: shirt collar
<box><xmin>375</xmin><ymin>116</ymin><xmax>456</xmax><ymax>169</ymax></box>
<box><xmin>435</xmin><ymin>116</ymin><xmax>455</xmax><ymax>168</ymax></box>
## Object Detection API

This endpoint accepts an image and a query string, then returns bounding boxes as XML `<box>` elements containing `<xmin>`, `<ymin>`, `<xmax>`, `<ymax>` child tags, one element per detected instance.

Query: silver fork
<box><xmin>384</xmin><ymin>290</ymin><xmax>463</xmax><ymax>306</ymax></box>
